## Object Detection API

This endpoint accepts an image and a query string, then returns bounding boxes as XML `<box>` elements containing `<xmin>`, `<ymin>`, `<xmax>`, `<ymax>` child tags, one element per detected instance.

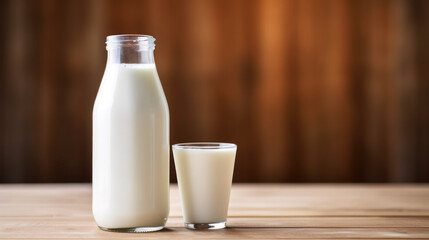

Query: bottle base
<box><xmin>99</xmin><ymin>226</ymin><xmax>164</xmax><ymax>233</ymax></box>
<box><xmin>185</xmin><ymin>221</ymin><xmax>226</xmax><ymax>230</ymax></box>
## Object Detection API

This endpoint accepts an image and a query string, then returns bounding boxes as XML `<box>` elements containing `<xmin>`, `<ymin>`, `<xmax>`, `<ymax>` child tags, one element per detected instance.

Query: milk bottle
<box><xmin>93</xmin><ymin>35</ymin><xmax>169</xmax><ymax>232</ymax></box>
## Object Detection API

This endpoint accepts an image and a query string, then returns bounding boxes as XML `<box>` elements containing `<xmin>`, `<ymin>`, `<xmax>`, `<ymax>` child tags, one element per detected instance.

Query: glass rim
<box><xmin>172</xmin><ymin>142</ymin><xmax>237</xmax><ymax>150</ymax></box>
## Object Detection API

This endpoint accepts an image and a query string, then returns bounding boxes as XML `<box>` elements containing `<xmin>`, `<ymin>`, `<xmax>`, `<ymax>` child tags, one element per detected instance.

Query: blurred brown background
<box><xmin>1</xmin><ymin>0</ymin><xmax>428</xmax><ymax>183</ymax></box>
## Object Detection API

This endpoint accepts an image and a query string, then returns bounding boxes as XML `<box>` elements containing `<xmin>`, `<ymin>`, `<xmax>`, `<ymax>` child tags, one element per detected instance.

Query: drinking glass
<box><xmin>172</xmin><ymin>143</ymin><xmax>237</xmax><ymax>230</ymax></box>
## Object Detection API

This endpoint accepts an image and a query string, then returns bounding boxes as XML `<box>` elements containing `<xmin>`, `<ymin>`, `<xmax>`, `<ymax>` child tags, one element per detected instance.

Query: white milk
<box><xmin>93</xmin><ymin>63</ymin><xmax>169</xmax><ymax>229</ymax></box>
<box><xmin>173</xmin><ymin>146</ymin><xmax>236</xmax><ymax>224</ymax></box>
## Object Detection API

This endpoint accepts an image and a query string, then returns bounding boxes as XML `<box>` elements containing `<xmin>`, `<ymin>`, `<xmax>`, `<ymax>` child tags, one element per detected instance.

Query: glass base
<box><xmin>99</xmin><ymin>226</ymin><xmax>164</xmax><ymax>233</ymax></box>
<box><xmin>185</xmin><ymin>221</ymin><xmax>226</xmax><ymax>230</ymax></box>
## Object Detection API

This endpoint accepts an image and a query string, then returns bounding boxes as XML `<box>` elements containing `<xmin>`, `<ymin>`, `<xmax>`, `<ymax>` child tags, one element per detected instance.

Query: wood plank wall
<box><xmin>0</xmin><ymin>0</ymin><xmax>428</xmax><ymax>183</ymax></box>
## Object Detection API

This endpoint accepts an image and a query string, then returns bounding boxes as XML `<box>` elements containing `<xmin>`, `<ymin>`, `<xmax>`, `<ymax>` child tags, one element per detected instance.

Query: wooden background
<box><xmin>0</xmin><ymin>0</ymin><xmax>428</xmax><ymax>183</ymax></box>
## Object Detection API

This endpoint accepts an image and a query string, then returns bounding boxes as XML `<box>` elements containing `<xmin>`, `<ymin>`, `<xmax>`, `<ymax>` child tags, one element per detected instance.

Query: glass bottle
<box><xmin>92</xmin><ymin>34</ymin><xmax>169</xmax><ymax>232</ymax></box>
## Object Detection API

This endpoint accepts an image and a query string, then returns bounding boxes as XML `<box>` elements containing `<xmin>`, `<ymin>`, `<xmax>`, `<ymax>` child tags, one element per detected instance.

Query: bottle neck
<box><xmin>105</xmin><ymin>35</ymin><xmax>155</xmax><ymax>64</ymax></box>
<box><xmin>107</xmin><ymin>47</ymin><xmax>155</xmax><ymax>64</ymax></box>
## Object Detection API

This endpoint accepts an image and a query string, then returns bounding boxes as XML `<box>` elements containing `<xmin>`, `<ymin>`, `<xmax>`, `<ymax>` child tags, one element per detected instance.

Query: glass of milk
<box><xmin>172</xmin><ymin>143</ymin><xmax>237</xmax><ymax>230</ymax></box>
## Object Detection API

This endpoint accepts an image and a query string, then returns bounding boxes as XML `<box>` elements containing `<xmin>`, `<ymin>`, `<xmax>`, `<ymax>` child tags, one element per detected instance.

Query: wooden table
<box><xmin>0</xmin><ymin>184</ymin><xmax>428</xmax><ymax>239</ymax></box>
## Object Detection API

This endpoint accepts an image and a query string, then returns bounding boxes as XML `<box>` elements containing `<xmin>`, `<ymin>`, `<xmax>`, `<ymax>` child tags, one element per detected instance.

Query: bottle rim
<box><xmin>106</xmin><ymin>34</ymin><xmax>155</xmax><ymax>47</ymax></box>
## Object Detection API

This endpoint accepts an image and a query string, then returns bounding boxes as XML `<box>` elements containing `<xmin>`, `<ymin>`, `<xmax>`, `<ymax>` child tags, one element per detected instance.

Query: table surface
<box><xmin>0</xmin><ymin>184</ymin><xmax>428</xmax><ymax>239</ymax></box>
